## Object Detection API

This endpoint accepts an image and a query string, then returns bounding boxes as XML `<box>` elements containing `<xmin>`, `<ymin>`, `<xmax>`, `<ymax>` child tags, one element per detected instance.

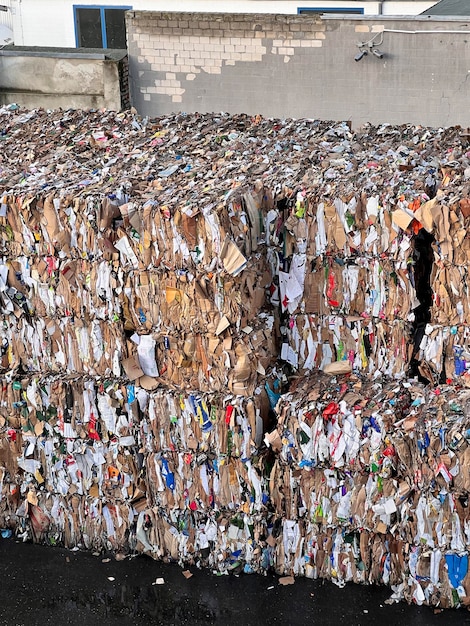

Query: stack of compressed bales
<box><xmin>0</xmin><ymin>106</ymin><xmax>470</xmax><ymax>607</ymax></box>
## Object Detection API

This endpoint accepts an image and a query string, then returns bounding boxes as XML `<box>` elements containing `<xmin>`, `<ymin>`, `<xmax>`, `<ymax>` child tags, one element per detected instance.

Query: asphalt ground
<box><xmin>0</xmin><ymin>539</ymin><xmax>469</xmax><ymax>626</ymax></box>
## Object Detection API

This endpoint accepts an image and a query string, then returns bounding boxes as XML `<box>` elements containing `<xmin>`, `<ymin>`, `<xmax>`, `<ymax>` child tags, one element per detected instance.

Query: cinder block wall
<box><xmin>127</xmin><ymin>12</ymin><xmax>470</xmax><ymax>127</ymax></box>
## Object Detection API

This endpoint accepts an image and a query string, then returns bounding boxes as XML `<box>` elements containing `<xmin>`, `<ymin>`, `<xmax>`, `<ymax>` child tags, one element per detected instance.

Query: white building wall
<box><xmin>10</xmin><ymin>0</ymin><xmax>438</xmax><ymax>48</ymax></box>
<box><xmin>381</xmin><ymin>1</ymin><xmax>437</xmax><ymax>13</ymax></box>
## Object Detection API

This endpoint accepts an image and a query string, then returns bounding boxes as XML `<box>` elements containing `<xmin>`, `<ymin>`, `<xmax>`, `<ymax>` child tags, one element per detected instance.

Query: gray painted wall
<box><xmin>0</xmin><ymin>50</ymin><xmax>125</xmax><ymax>110</ymax></box>
<box><xmin>127</xmin><ymin>12</ymin><xmax>470</xmax><ymax>127</ymax></box>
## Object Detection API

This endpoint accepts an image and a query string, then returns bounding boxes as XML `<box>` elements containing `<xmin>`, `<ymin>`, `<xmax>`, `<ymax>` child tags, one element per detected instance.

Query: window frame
<box><xmin>297</xmin><ymin>6</ymin><xmax>365</xmax><ymax>14</ymax></box>
<box><xmin>73</xmin><ymin>4</ymin><xmax>132</xmax><ymax>49</ymax></box>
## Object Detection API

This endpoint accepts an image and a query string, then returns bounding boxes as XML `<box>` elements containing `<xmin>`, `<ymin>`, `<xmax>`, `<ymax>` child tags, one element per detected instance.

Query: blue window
<box><xmin>74</xmin><ymin>5</ymin><xmax>132</xmax><ymax>49</ymax></box>
<box><xmin>297</xmin><ymin>7</ymin><xmax>364</xmax><ymax>14</ymax></box>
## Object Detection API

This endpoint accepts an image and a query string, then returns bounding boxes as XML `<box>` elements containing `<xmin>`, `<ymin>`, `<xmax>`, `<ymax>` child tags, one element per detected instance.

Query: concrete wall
<box><xmin>0</xmin><ymin>49</ymin><xmax>125</xmax><ymax>110</ymax></box>
<box><xmin>127</xmin><ymin>13</ymin><xmax>470</xmax><ymax>127</ymax></box>
<box><xmin>9</xmin><ymin>0</ymin><xmax>437</xmax><ymax>47</ymax></box>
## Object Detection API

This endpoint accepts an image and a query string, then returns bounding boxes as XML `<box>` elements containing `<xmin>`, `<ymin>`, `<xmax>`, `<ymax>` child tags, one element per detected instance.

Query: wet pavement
<box><xmin>0</xmin><ymin>539</ymin><xmax>469</xmax><ymax>626</ymax></box>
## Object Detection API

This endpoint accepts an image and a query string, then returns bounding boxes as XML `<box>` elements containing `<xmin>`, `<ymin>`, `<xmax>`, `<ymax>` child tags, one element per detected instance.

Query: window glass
<box><xmin>76</xmin><ymin>8</ymin><xmax>103</xmax><ymax>48</ymax></box>
<box><xmin>105</xmin><ymin>8</ymin><xmax>127</xmax><ymax>49</ymax></box>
